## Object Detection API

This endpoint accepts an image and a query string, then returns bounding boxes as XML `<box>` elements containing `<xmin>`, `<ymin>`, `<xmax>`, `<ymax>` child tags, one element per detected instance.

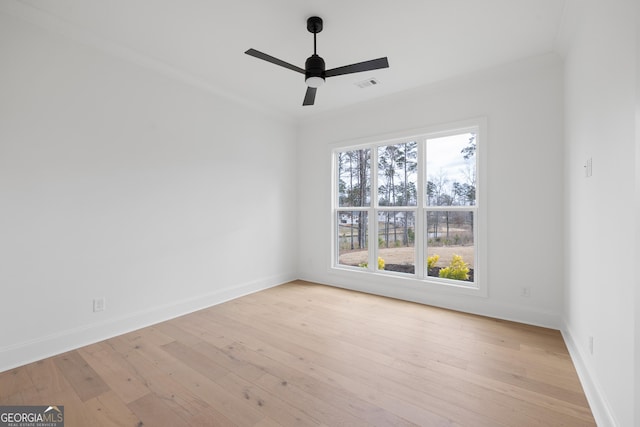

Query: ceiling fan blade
<box><xmin>303</xmin><ymin>87</ymin><xmax>317</xmax><ymax>106</ymax></box>
<box><xmin>245</xmin><ymin>48</ymin><xmax>305</xmax><ymax>74</ymax></box>
<box><xmin>325</xmin><ymin>57</ymin><xmax>389</xmax><ymax>78</ymax></box>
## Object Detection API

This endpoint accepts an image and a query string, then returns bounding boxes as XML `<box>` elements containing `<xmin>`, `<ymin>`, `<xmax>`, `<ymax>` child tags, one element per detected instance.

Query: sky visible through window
<box><xmin>426</xmin><ymin>133</ymin><xmax>475</xmax><ymax>189</ymax></box>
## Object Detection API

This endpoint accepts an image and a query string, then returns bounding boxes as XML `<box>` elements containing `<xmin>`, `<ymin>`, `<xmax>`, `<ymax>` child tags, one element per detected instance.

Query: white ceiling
<box><xmin>6</xmin><ymin>0</ymin><xmax>566</xmax><ymax>120</ymax></box>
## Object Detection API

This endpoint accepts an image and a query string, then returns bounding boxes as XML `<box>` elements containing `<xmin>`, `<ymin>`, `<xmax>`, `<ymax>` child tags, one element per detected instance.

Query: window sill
<box><xmin>330</xmin><ymin>265</ymin><xmax>487</xmax><ymax>298</ymax></box>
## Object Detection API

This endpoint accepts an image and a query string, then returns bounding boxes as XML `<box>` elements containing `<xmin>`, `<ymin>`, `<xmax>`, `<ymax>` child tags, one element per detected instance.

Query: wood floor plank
<box><xmin>83</xmin><ymin>390</ymin><xmax>142</xmax><ymax>427</ymax></box>
<box><xmin>114</xmin><ymin>343</ymin><xmax>236</xmax><ymax>427</ymax></box>
<box><xmin>52</xmin><ymin>350</ymin><xmax>110</xmax><ymax>402</ymax></box>
<box><xmin>0</xmin><ymin>365</ymin><xmax>34</xmax><ymax>399</ymax></box>
<box><xmin>128</xmin><ymin>392</ymin><xmax>192</xmax><ymax>427</ymax></box>
<box><xmin>153</xmin><ymin>320</ymin><xmax>204</xmax><ymax>347</ymax></box>
<box><xmin>212</xmin><ymin>370</ymin><xmax>324</xmax><ymax>427</ymax></box>
<box><xmin>105</xmin><ymin>335</ymin><xmax>216</xmax><ymax>419</ymax></box>
<box><xmin>24</xmin><ymin>359</ymin><xmax>67</xmax><ymax>398</ymax></box>
<box><xmin>78</xmin><ymin>343</ymin><xmax>151</xmax><ymax>404</ymax></box>
<box><xmin>130</xmin><ymin>338</ymin><xmax>266</xmax><ymax>426</ymax></box>
<box><xmin>23</xmin><ymin>358</ymin><xmax>102</xmax><ymax>426</ymax></box>
<box><xmin>0</xmin><ymin>281</ymin><xmax>595</xmax><ymax>426</ymax></box>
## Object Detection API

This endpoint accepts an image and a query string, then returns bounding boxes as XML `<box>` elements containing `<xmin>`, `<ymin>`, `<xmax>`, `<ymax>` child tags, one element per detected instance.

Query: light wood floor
<box><xmin>0</xmin><ymin>281</ymin><xmax>595</xmax><ymax>426</ymax></box>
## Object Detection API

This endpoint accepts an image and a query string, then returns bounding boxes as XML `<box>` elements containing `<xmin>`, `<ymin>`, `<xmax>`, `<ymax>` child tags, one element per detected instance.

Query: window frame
<box><xmin>330</xmin><ymin>118</ymin><xmax>487</xmax><ymax>297</ymax></box>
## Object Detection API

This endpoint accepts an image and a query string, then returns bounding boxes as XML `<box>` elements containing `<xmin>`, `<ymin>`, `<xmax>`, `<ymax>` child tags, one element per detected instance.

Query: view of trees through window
<box><xmin>335</xmin><ymin>129</ymin><xmax>478</xmax><ymax>285</ymax></box>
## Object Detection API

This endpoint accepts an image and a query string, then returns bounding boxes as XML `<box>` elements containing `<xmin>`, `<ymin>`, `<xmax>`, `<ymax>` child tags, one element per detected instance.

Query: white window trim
<box><xmin>330</xmin><ymin>118</ymin><xmax>488</xmax><ymax>298</ymax></box>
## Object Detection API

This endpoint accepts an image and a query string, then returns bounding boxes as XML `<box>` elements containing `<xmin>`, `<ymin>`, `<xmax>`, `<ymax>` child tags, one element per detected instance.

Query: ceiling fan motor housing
<box><xmin>305</xmin><ymin>54</ymin><xmax>325</xmax><ymax>82</ymax></box>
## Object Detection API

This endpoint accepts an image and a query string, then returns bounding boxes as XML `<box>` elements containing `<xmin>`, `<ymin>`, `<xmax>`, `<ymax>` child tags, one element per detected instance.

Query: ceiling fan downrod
<box><xmin>305</xmin><ymin>17</ymin><xmax>325</xmax><ymax>88</ymax></box>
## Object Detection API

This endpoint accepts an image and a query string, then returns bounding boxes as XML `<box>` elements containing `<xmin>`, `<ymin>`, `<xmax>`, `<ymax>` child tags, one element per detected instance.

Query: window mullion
<box><xmin>415</xmin><ymin>139</ymin><xmax>426</xmax><ymax>278</ymax></box>
<box><xmin>333</xmin><ymin>153</ymin><xmax>340</xmax><ymax>266</ymax></box>
<box><xmin>370</xmin><ymin>146</ymin><xmax>379</xmax><ymax>271</ymax></box>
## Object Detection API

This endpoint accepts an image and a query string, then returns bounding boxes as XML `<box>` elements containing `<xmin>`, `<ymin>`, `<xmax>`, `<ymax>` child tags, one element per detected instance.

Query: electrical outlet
<box><xmin>93</xmin><ymin>298</ymin><xmax>105</xmax><ymax>312</ymax></box>
<box><xmin>521</xmin><ymin>287</ymin><xmax>531</xmax><ymax>298</ymax></box>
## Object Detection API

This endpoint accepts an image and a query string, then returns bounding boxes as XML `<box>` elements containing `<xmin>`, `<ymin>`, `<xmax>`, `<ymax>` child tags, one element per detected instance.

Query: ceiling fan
<box><xmin>245</xmin><ymin>16</ymin><xmax>389</xmax><ymax>106</ymax></box>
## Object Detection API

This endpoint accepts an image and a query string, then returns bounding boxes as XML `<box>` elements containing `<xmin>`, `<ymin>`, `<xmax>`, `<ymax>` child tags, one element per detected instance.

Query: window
<box><xmin>333</xmin><ymin>121</ymin><xmax>484</xmax><ymax>292</ymax></box>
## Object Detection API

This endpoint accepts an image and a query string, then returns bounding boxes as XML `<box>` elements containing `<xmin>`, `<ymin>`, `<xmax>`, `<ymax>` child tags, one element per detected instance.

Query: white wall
<box><xmin>297</xmin><ymin>53</ymin><xmax>565</xmax><ymax>328</ymax></box>
<box><xmin>636</xmin><ymin>3</ymin><xmax>640</xmax><ymax>420</ymax></box>
<box><xmin>560</xmin><ymin>0</ymin><xmax>638</xmax><ymax>425</ymax></box>
<box><xmin>0</xmin><ymin>13</ymin><xmax>298</xmax><ymax>371</ymax></box>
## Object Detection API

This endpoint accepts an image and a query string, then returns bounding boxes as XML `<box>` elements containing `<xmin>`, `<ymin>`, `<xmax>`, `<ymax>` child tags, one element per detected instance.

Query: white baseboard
<box><xmin>561</xmin><ymin>323</ymin><xmax>618</xmax><ymax>427</ymax></box>
<box><xmin>0</xmin><ymin>273</ymin><xmax>295</xmax><ymax>373</ymax></box>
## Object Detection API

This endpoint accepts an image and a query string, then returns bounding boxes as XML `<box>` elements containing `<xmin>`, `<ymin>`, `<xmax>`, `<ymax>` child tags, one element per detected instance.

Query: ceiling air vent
<box><xmin>355</xmin><ymin>78</ymin><xmax>380</xmax><ymax>88</ymax></box>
